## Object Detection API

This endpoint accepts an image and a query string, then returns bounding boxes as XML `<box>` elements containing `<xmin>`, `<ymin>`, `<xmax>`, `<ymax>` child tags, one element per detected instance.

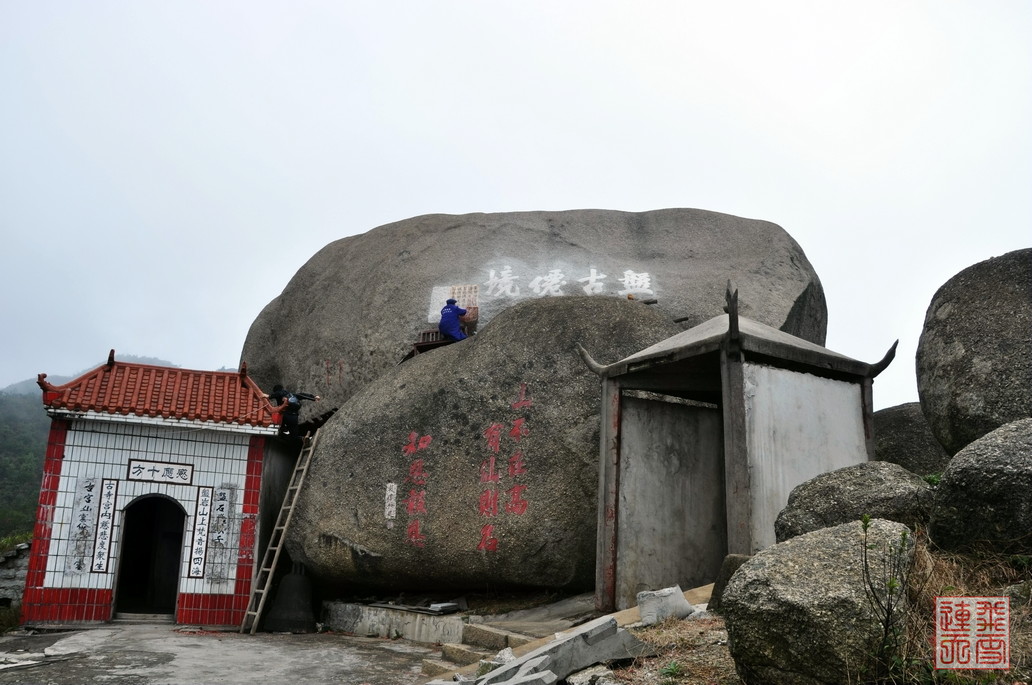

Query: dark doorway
<box><xmin>115</xmin><ymin>496</ymin><xmax>185</xmax><ymax>614</ymax></box>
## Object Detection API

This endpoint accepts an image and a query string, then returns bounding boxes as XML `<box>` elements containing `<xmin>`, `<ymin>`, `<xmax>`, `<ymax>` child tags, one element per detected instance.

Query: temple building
<box><xmin>22</xmin><ymin>352</ymin><xmax>294</xmax><ymax>626</ymax></box>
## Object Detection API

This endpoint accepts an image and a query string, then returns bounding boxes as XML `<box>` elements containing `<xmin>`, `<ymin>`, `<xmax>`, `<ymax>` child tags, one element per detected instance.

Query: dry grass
<box><xmin>886</xmin><ymin>533</ymin><xmax>1032</xmax><ymax>684</ymax></box>
<box><xmin>603</xmin><ymin>533</ymin><xmax>1030</xmax><ymax>684</ymax></box>
<box><xmin>611</xmin><ymin>616</ymin><xmax>742</xmax><ymax>685</ymax></box>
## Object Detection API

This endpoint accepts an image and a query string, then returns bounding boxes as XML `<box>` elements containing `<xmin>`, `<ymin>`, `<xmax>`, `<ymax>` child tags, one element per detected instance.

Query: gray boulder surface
<box><xmin>241</xmin><ymin>209</ymin><xmax>827</xmax><ymax>413</ymax></box>
<box><xmin>873</xmin><ymin>402</ymin><xmax>951</xmax><ymax>476</ymax></box>
<box><xmin>928</xmin><ymin>418</ymin><xmax>1032</xmax><ymax>555</ymax></box>
<box><xmin>286</xmin><ymin>296</ymin><xmax>684</xmax><ymax>590</ymax></box>
<box><xmin>774</xmin><ymin>461</ymin><xmax>933</xmax><ymax>543</ymax></box>
<box><xmin>723</xmin><ymin>519</ymin><xmax>914</xmax><ymax>685</ymax></box>
<box><xmin>916</xmin><ymin>248</ymin><xmax>1032</xmax><ymax>456</ymax></box>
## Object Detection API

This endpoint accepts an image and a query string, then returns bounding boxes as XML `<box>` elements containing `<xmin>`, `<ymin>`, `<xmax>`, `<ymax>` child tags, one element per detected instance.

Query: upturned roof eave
<box><xmin>605</xmin><ymin>314</ymin><xmax>872</xmax><ymax>379</ymax></box>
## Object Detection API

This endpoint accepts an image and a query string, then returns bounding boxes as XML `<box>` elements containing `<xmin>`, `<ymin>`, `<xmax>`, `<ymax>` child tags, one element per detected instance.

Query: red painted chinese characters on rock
<box><xmin>476</xmin><ymin>384</ymin><xmax>534</xmax><ymax>552</ymax></box>
<box><xmin>402</xmin><ymin>431</ymin><xmax>433</xmax><ymax>548</ymax></box>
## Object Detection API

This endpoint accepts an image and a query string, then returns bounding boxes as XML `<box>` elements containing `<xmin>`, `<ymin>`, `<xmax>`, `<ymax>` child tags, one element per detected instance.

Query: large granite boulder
<box><xmin>285</xmin><ymin>296</ymin><xmax>684</xmax><ymax>590</ymax></box>
<box><xmin>928</xmin><ymin>418</ymin><xmax>1032</xmax><ymax>555</ymax></box>
<box><xmin>774</xmin><ymin>461</ymin><xmax>932</xmax><ymax>543</ymax></box>
<box><xmin>723</xmin><ymin>519</ymin><xmax>915</xmax><ymax>685</ymax></box>
<box><xmin>241</xmin><ymin>209</ymin><xmax>827</xmax><ymax>413</ymax></box>
<box><xmin>873</xmin><ymin>402</ymin><xmax>951</xmax><ymax>476</ymax></box>
<box><xmin>916</xmin><ymin>248</ymin><xmax>1032</xmax><ymax>456</ymax></box>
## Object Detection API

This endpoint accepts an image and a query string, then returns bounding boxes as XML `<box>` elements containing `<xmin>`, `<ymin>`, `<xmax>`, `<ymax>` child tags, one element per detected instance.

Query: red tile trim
<box><xmin>176</xmin><ymin>593</ymin><xmax>249</xmax><ymax>626</ymax></box>
<box><xmin>21</xmin><ymin>587</ymin><xmax>112</xmax><ymax>624</ymax></box>
<box><xmin>21</xmin><ymin>420</ymin><xmax>67</xmax><ymax>622</ymax></box>
<box><xmin>39</xmin><ymin>362</ymin><xmax>276</xmax><ymax>427</ymax></box>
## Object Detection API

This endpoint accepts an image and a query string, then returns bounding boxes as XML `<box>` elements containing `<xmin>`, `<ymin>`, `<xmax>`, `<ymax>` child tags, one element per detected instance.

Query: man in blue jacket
<box><xmin>439</xmin><ymin>298</ymin><xmax>467</xmax><ymax>342</ymax></box>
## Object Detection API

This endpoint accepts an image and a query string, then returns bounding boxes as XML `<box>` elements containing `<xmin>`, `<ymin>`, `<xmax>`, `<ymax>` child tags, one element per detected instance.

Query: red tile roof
<box><xmin>37</xmin><ymin>352</ymin><xmax>277</xmax><ymax>428</ymax></box>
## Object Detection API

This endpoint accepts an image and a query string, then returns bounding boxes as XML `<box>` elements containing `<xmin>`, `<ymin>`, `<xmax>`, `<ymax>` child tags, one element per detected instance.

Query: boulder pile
<box><xmin>928</xmin><ymin>417</ymin><xmax>1032</xmax><ymax>555</ymax></box>
<box><xmin>723</xmin><ymin>519</ymin><xmax>914</xmax><ymax>685</ymax></box>
<box><xmin>873</xmin><ymin>402</ymin><xmax>950</xmax><ymax>476</ymax></box>
<box><xmin>774</xmin><ymin>461</ymin><xmax>932</xmax><ymax>543</ymax></box>
<box><xmin>916</xmin><ymin>248</ymin><xmax>1031</xmax><ymax>455</ymax></box>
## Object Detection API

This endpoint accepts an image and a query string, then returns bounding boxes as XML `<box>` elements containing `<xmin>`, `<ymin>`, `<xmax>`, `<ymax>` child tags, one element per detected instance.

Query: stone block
<box><xmin>463</xmin><ymin>622</ymin><xmax>511</xmax><ymax>651</ymax></box>
<box><xmin>707</xmin><ymin>554</ymin><xmax>751</xmax><ymax>612</ymax></box>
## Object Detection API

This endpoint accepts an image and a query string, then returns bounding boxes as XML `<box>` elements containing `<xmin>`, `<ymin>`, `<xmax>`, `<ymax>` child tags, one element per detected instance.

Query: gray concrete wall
<box><xmin>615</xmin><ymin>396</ymin><xmax>725</xmax><ymax>610</ymax></box>
<box><xmin>743</xmin><ymin>362</ymin><xmax>868</xmax><ymax>552</ymax></box>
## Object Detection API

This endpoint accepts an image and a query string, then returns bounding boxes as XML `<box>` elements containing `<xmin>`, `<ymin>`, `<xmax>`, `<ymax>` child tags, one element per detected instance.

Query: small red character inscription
<box><xmin>509</xmin><ymin>418</ymin><xmax>529</xmax><ymax>442</ymax></box>
<box><xmin>403</xmin><ymin>489</ymin><xmax>427</xmax><ymax>515</ymax></box>
<box><xmin>478</xmin><ymin>489</ymin><xmax>498</xmax><ymax>517</ymax></box>
<box><xmin>479</xmin><ymin>457</ymin><xmax>500</xmax><ymax>483</ymax></box>
<box><xmin>477</xmin><ymin>524</ymin><xmax>498</xmax><ymax>551</ymax></box>
<box><xmin>508</xmin><ymin>452</ymin><xmax>527</xmax><ymax>477</ymax></box>
<box><xmin>406</xmin><ymin>459</ymin><xmax>428</xmax><ymax>485</ymax></box>
<box><xmin>505</xmin><ymin>484</ymin><xmax>528</xmax><ymax>515</ymax></box>
<box><xmin>483</xmin><ymin>423</ymin><xmax>504</xmax><ymax>453</ymax></box>
<box><xmin>511</xmin><ymin>383</ymin><xmax>533</xmax><ymax>410</ymax></box>
<box><xmin>405</xmin><ymin>520</ymin><xmax>426</xmax><ymax>547</ymax></box>
<box><xmin>404</xmin><ymin>432</ymin><xmax>433</xmax><ymax>455</ymax></box>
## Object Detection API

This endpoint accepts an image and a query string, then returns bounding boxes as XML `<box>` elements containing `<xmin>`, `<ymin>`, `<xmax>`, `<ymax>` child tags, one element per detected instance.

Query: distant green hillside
<box><xmin>0</xmin><ymin>392</ymin><xmax>51</xmax><ymax>536</ymax></box>
<box><xmin>0</xmin><ymin>355</ymin><xmax>186</xmax><ymax>537</ymax></box>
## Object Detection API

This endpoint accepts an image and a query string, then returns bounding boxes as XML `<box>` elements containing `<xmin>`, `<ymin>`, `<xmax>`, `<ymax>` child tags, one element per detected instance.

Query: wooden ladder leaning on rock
<box><xmin>239</xmin><ymin>429</ymin><xmax>320</xmax><ymax>635</ymax></box>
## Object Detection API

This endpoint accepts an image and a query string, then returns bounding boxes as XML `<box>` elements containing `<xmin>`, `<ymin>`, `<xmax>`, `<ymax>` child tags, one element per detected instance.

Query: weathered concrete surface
<box><xmin>0</xmin><ymin>623</ymin><xmax>437</xmax><ymax>684</ymax></box>
<box><xmin>928</xmin><ymin>418</ymin><xmax>1032</xmax><ymax>555</ymax></box>
<box><xmin>287</xmin><ymin>297</ymin><xmax>684</xmax><ymax>591</ymax></box>
<box><xmin>321</xmin><ymin>602</ymin><xmax>466</xmax><ymax>644</ymax></box>
<box><xmin>723</xmin><ymin>519</ymin><xmax>914</xmax><ymax>685</ymax></box>
<box><xmin>916</xmin><ymin>248</ymin><xmax>1032</xmax><ymax>456</ymax></box>
<box><xmin>241</xmin><ymin>209</ymin><xmax>827</xmax><ymax>414</ymax></box>
<box><xmin>742</xmin><ymin>362</ymin><xmax>870</xmax><ymax>552</ymax></box>
<box><xmin>873</xmin><ymin>402</ymin><xmax>951</xmax><ymax>476</ymax></box>
<box><xmin>774</xmin><ymin>461</ymin><xmax>933</xmax><ymax>542</ymax></box>
<box><xmin>616</xmin><ymin>396</ymin><xmax>724</xmax><ymax>609</ymax></box>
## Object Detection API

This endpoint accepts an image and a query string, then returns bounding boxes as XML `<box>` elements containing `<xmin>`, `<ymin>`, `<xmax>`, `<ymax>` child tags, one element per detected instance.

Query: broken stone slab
<box><xmin>484</xmin><ymin>656</ymin><xmax>557</xmax><ymax>685</ymax></box>
<box><xmin>636</xmin><ymin>585</ymin><xmax>694</xmax><ymax>626</ymax></box>
<box><xmin>476</xmin><ymin>647</ymin><xmax>517</xmax><ymax>677</ymax></box>
<box><xmin>477</xmin><ymin>616</ymin><xmax>651</xmax><ymax>685</ymax></box>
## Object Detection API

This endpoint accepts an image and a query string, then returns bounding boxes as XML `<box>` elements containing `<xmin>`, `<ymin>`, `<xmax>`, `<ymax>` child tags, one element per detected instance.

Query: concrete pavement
<box><xmin>0</xmin><ymin>623</ymin><xmax>437</xmax><ymax>684</ymax></box>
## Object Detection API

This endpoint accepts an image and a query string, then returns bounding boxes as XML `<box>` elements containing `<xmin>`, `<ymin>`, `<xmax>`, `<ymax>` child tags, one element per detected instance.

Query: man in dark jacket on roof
<box><xmin>438</xmin><ymin>298</ymin><xmax>468</xmax><ymax>342</ymax></box>
<box><xmin>265</xmin><ymin>384</ymin><xmax>321</xmax><ymax>437</ymax></box>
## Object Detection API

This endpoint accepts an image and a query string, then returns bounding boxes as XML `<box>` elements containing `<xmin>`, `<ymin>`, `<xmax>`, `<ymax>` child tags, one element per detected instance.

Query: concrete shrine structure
<box><xmin>580</xmin><ymin>287</ymin><xmax>897</xmax><ymax>611</ymax></box>
<box><xmin>22</xmin><ymin>353</ymin><xmax>295</xmax><ymax>626</ymax></box>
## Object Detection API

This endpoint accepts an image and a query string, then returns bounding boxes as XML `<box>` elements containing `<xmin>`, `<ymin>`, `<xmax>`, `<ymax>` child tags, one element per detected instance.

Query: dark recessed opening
<box><xmin>115</xmin><ymin>497</ymin><xmax>185</xmax><ymax>614</ymax></box>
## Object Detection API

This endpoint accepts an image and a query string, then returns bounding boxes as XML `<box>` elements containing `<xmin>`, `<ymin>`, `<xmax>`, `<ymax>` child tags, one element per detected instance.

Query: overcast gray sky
<box><xmin>1</xmin><ymin>2</ymin><xmax>1029</xmax><ymax>409</ymax></box>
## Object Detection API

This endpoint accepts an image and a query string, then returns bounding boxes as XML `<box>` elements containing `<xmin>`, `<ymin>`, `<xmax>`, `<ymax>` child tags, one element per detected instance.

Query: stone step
<box><xmin>421</xmin><ymin>657</ymin><xmax>460</xmax><ymax>677</ymax></box>
<box><xmin>111</xmin><ymin>612</ymin><xmax>175</xmax><ymax>624</ymax></box>
<box><xmin>463</xmin><ymin>622</ymin><xmax>535</xmax><ymax>650</ymax></box>
<box><xmin>440</xmin><ymin>642</ymin><xmax>495</xmax><ymax>666</ymax></box>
